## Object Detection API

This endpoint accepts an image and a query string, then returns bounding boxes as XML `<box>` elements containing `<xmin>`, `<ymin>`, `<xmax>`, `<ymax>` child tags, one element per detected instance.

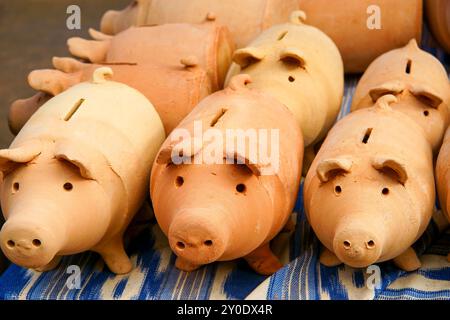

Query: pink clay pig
<box><xmin>150</xmin><ymin>75</ymin><xmax>303</xmax><ymax>275</ymax></box>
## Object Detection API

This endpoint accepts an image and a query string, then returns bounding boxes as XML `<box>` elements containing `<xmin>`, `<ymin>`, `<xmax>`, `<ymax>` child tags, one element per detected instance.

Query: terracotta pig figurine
<box><xmin>100</xmin><ymin>0</ymin><xmax>299</xmax><ymax>48</ymax></box>
<box><xmin>304</xmin><ymin>95</ymin><xmax>435</xmax><ymax>271</ymax></box>
<box><xmin>226</xmin><ymin>11</ymin><xmax>344</xmax><ymax>170</ymax></box>
<box><xmin>68</xmin><ymin>23</ymin><xmax>234</xmax><ymax>90</ymax></box>
<box><xmin>0</xmin><ymin>68</ymin><xmax>165</xmax><ymax>274</ymax></box>
<box><xmin>298</xmin><ymin>0</ymin><xmax>423</xmax><ymax>73</ymax></box>
<box><xmin>150</xmin><ymin>75</ymin><xmax>303</xmax><ymax>275</ymax></box>
<box><xmin>436</xmin><ymin>129</ymin><xmax>450</xmax><ymax>262</ymax></box>
<box><xmin>426</xmin><ymin>0</ymin><xmax>450</xmax><ymax>53</ymax></box>
<box><xmin>351</xmin><ymin>39</ymin><xmax>450</xmax><ymax>152</ymax></box>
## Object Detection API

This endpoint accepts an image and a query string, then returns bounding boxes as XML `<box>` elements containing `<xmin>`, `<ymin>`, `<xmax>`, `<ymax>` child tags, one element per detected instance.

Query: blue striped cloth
<box><xmin>0</xmin><ymin>25</ymin><xmax>449</xmax><ymax>300</ymax></box>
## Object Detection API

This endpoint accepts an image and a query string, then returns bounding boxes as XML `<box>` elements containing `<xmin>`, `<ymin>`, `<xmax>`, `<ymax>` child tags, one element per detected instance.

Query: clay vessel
<box><xmin>0</xmin><ymin>68</ymin><xmax>166</xmax><ymax>274</ymax></box>
<box><xmin>68</xmin><ymin>23</ymin><xmax>234</xmax><ymax>91</ymax></box>
<box><xmin>150</xmin><ymin>75</ymin><xmax>303</xmax><ymax>275</ymax></box>
<box><xmin>100</xmin><ymin>0</ymin><xmax>299</xmax><ymax>48</ymax></box>
<box><xmin>304</xmin><ymin>95</ymin><xmax>435</xmax><ymax>271</ymax></box>
<box><xmin>426</xmin><ymin>0</ymin><xmax>450</xmax><ymax>53</ymax></box>
<box><xmin>298</xmin><ymin>0</ymin><xmax>423</xmax><ymax>73</ymax></box>
<box><xmin>227</xmin><ymin>11</ymin><xmax>344</xmax><ymax>153</ymax></box>
<box><xmin>351</xmin><ymin>39</ymin><xmax>450</xmax><ymax>152</ymax></box>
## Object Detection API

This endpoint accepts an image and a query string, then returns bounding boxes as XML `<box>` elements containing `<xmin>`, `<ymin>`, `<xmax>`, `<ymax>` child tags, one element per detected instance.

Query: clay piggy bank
<box><xmin>227</xmin><ymin>11</ymin><xmax>344</xmax><ymax>151</ymax></box>
<box><xmin>351</xmin><ymin>39</ymin><xmax>450</xmax><ymax>152</ymax></box>
<box><xmin>68</xmin><ymin>23</ymin><xmax>234</xmax><ymax>90</ymax></box>
<box><xmin>0</xmin><ymin>68</ymin><xmax>165</xmax><ymax>274</ymax></box>
<box><xmin>435</xmin><ymin>129</ymin><xmax>450</xmax><ymax>262</ymax></box>
<box><xmin>150</xmin><ymin>75</ymin><xmax>303</xmax><ymax>275</ymax></box>
<box><xmin>100</xmin><ymin>0</ymin><xmax>299</xmax><ymax>48</ymax></box>
<box><xmin>23</xmin><ymin>57</ymin><xmax>211</xmax><ymax>135</ymax></box>
<box><xmin>426</xmin><ymin>0</ymin><xmax>450</xmax><ymax>53</ymax></box>
<box><xmin>298</xmin><ymin>0</ymin><xmax>423</xmax><ymax>73</ymax></box>
<box><xmin>304</xmin><ymin>95</ymin><xmax>435</xmax><ymax>271</ymax></box>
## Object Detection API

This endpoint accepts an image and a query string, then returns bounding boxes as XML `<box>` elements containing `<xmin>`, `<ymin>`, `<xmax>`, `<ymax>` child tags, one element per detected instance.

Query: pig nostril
<box><xmin>175</xmin><ymin>176</ymin><xmax>184</xmax><ymax>188</ymax></box>
<box><xmin>63</xmin><ymin>182</ymin><xmax>73</xmax><ymax>191</ymax></box>
<box><xmin>236</xmin><ymin>183</ymin><xmax>246</xmax><ymax>194</ymax></box>
<box><xmin>366</xmin><ymin>240</ymin><xmax>375</xmax><ymax>249</ymax></box>
<box><xmin>288</xmin><ymin>76</ymin><xmax>295</xmax><ymax>82</ymax></box>
<box><xmin>6</xmin><ymin>240</ymin><xmax>15</xmax><ymax>248</ymax></box>
<box><xmin>204</xmin><ymin>240</ymin><xmax>213</xmax><ymax>247</ymax></box>
<box><xmin>32</xmin><ymin>239</ymin><xmax>41</xmax><ymax>247</ymax></box>
<box><xmin>176</xmin><ymin>241</ymin><xmax>185</xmax><ymax>250</ymax></box>
<box><xmin>343</xmin><ymin>240</ymin><xmax>351</xmax><ymax>249</ymax></box>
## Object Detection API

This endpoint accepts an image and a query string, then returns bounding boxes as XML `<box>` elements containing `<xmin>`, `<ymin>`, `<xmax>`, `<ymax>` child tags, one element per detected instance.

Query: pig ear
<box><xmin>280</xmin><ymin>48</ymin><xmax>306</xmax><ymax>69</ymax></box>
<box><xmin>67</xmin><ymin>37</ymin><xmax>110</xmax><ymax>63</ymax></box>
<box><xmin>0</xmin><ymin>143</ymin><xmax>41</xmax><ymax>175</ymax></box>
<box><xmin>410</xmin><ymin>84</ymin><xmax>443</xmax><ymax>109</ymax></box>
<box><xmin>156</xmin><ymin>138</ymin><xmax>203</xmax><ymax>165</ymax></box>
<box><xmin>316</xmin><ymin>158</ymin><xmax>352</xmax><ymax>183</ymax></box>
<box><xmin>224</xmin><ymin>150</ymin><xmax>277</xmax><ymax>176</ymax></box>
<box><xmin>369</xmin><ymin>81</ymin><xmax>405</xmax><ymax>102</ymax></box>
<box><xmin>372</xmin><ymin>157</ymin><xmax>408</xmax><ymax>185</ymax></box>
<box><xmin>54</xmin><ymin>142</ymin><xmax>109</xmax><ymax>180</ymax></box>
<box><xmin>233</xmin><ymin>47</ymin><xmax>265</xmax><ymax>69</ymax></box>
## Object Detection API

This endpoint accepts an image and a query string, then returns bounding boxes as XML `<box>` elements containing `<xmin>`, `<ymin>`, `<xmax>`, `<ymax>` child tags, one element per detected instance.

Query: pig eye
<box><xmin>63</xmin><ymin>182</ymin><xmax>73</xmax><ymax>191</ymax></box>
<box><xmin>175</xmin><ymin>176</ymin><xmax>184</xmax><ymax>188</ymax></box>
<box><xmin>288</xmin><ymin>76</ymin><xmax>296</xmax><ymax>83</ymax></box>
<box><xmin>382</xmin><ymin>187</ymin><xmax>389</xmax><ymax>195</ymax></box>
<box><xmin>423</xmin><ymin>110</ymin><xmax>430</xmax><ymax>117</ymax></box>
<box><xmin>12</xmin><ymin>182</ymin><xmax>20</xmax><ymax>193</ymax></box>
<box><xmin>236</xmin><ymin>183</ymin><xmax>246</xmax><ymax>194</ymax></box>
<box><xmin>334</xmin><ymin>185</ymin><xmax>342</xmax><ymax>195</ymax></box>
<box><xmin>130</xmin><ymin>0</ymin><xmax>139</xmax><ymax>8</ymax></box>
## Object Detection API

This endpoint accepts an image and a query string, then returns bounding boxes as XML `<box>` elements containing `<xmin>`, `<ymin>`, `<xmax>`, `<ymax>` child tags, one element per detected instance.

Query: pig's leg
<box><xmin>392</xmin><ymin>247</ymin><xmax>421</xmax><ymax>271</ymax></box>
<box><xmin>244</xmin><ymin>243</ymin><xmax>283</xmax><ymax>275</ymax></box>
<box><xmin>175</xmin><ymin>256</ymin><xmax>202</xmax><ymax>272</ymax></box>
<box><xmin>319</xmin><ymin>247</ymin><xmax>342</xmax><ymax>267</ymax></box>
<box><xmin>34</xmin><ymin>256</ymin><xmax>62</xmax><ymax>272</ymax></box>
<box><xmin>96</xmin><ymin>237</ymin><xmax>132</xmax><ymax>274</ymax></box>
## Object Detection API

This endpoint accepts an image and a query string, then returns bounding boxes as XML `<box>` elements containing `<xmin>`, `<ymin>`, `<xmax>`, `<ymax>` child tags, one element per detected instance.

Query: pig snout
<box><xmin>168</xmin><ymin>210</ymin><xmax>230</xmax><ymax>265</ymax></box>
<box><xmin>333</xmin><ymin>227</ymin><xmax>382</xmax><ymax>268</ymax></box>
<box><xmin>100</xmin><ymin>10</ymin><xmax>120</xmax><ymax>35</ymax></box>
<box><xmin>0</xmin><ymin>217</ymin><xmax>62</xmax><ymax>269</ymax></box>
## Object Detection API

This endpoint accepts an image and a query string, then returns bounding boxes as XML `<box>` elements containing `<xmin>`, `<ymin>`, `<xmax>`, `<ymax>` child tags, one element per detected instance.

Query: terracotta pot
<box><xmin>24</xmin><ymin>58</ymin><xmax>211</xmax><ymax>135</ymax></box>
<box><xmin>304</xmin><ymin>95</ymin><xmax>435</xmax><ymax>271</ymax></box>
<box><xmin>0</xmin><ymin>68</ymin><xmax>166</xmax><ymax>274</ymax></box>
<box><xmin>426</xmin><ymin>0</ymin><xmax>450</xmax><ymax>53</ymax></box>
<box><xmin>298</xmin><ymin>0</ymin><xmax>423</xmax><ymax>73</ymax></box>
<box><xmin>68</xmin><ymin>23</ymin><xmax>234</xmax><ymax>91</ymax></box>
<box><xmin>150</xmin><ymin>75</ymin><xmax>303</xmax><ymax>275</ymax></box>
<box><xmin>351</xmin><ymin>39</ymin><xmax>450</xmax><ymax>152</ymax></box>
<box><xmin>435</xmin><ymin>128</ymin><xmax>450</xmax><ymax>262</ymax></box>
<box><xmin>226</xmin><ymin>11</ymin><xmax>344</xmax><ymax>149</ymax></box>
<box><xmin>100</xmin><ymin>0</ymin><xmax>299</xmax><ymax>48</ymax></box>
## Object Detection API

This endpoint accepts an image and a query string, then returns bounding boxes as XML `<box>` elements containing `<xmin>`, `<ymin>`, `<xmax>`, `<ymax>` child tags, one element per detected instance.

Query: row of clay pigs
<box><xmin>0</xmin><ymin>6</ymin><xmax>449</xmax><ymax>275</ymax></box>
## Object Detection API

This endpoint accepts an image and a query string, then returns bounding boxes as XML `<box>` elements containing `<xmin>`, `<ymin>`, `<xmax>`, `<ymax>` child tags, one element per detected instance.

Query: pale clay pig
<box><xmin>436</xmin><ymin>129</ymin><xmax>450</xmax><ymax>262</ymax></box>
<box><xmin>100</xmin><ymin>0</ymin><xmax>299</xmax><ymax>48</ymax></box>
<box><xmin>298</xmin><ymin>0</ymin><xmax>423</xmax><ymax>73</ymax></box>
<box><xmin>226</xmin><ymin>11</ymin><xmax>344</xmax><ymax>171</ymax></box>
<box><xmin>0</xmin><ymin>68</ymin><xmax>165</xmax><ymax>274</ymax></box>
<box><xmin>351</xmin><ymin>39</ymin><xmax>450</xmax><ymax>153</ymax></box>
<box><xmin>304</xmin><ymin>95</ymin><xmax>435</xmax><ymax>271</ymax></box>
<box><xmin>150</xmin><ymin>75</ymin><xmax>303</xmax><ymax>275</ymax></box>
